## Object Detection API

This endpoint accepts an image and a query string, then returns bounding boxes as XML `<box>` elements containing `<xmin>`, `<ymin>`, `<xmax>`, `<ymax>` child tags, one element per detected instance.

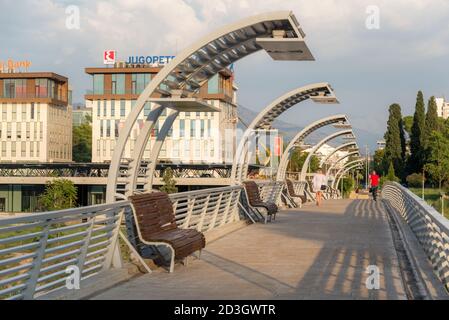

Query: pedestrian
<box><xmin>312</xmin><ymin>168</ymin><xmax>328</xmax><ymax>206</ymax></box>
<box><xmin>369</xmin><ymin>170</ymin><xmax>380</xmax><ymax>201</ymax></box>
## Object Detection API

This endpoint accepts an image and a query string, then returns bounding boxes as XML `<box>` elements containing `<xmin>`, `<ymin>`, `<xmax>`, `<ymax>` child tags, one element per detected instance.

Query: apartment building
<box><xmin>435</xmin><ymin>98</ymin><xmax>449</xmax><ymax>120</ymax></box>
<box><xmin>0</xmin><ymin>72</ymin><xmax>72</xmax><ymax>163</ymax></box>
<box><xmin>85</xmin><ymin>63</ymin><xmax>238</xmax><ymax>164</ymax></box>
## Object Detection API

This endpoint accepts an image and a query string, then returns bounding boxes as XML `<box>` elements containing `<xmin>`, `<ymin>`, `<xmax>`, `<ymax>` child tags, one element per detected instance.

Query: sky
<box><xmin>2</xmin><ymin>0</ymin><xmax>449</xmax><ymax>149</ymax></box>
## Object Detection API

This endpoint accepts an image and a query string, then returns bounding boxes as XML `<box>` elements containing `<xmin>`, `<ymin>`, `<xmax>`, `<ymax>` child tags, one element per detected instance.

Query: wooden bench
<box><xmin>242</xmin><ymin>181</ymin><xmax>278</xmax><ymax>223</ymax></box>
<box><xmin>129</xmin><ymin>192</ymin><xmax>205</xmax><ymax>273</ymax></box>
<box><xmin>285</xmin><ymin>179</ymin><xmax>306</xmax><ymax>207</ymax></box>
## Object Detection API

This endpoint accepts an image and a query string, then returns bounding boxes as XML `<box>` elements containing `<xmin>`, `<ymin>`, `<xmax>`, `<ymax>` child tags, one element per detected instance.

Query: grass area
<box><xmin>409</xmin><ymin>188</ymin><xmax>449</xmax><ymax>219</ymax></box>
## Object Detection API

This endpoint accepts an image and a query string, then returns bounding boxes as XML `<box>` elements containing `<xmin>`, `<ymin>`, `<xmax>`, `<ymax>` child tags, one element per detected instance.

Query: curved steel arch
<box><xmin>231</xmin><ymin>82</ymin><xmax>339</xmax><ymax>183</ymax></box>
<box><xmin>276</xmin><ymin>114</ymin><xmax>348</xmax><ymax>181</ymax></box>
<box><xmin>325</xmin><ymin>150</ymin><xmax>360</xmax><ymax>177</ymax></box>
<box><xmin>106</xmin><ymin>11</ymin><xmax>315</xmax><ymax>201</ymax></box>
<box><xmin>335</xmin><ymin>164</ymin><xmax>364</xmax><ymax>189</ymax></box>
<box><xmin>331</xmin><ymin>158</ymin><xmax>364</xmax><ymax>188</ymax></box>
<box><xmin>299</xmin><ymin>129</ymin><xmax>354</xmax><ymax>181</ymax></box>
<box><xmin>319</xmin><ymin>141</ymin><xmax>358</xmax><ymax>167</ymax></box>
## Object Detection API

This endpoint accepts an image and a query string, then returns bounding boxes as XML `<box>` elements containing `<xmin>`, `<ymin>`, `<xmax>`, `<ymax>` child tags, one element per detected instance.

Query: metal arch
<box><xmin>332</xmin><ymin>158</ymin><xmax>364</xmax><ymax>188</ymax></box>
<box><xmin>276</xmin><ymin>114</ymin><xmax>348</xmax><ymax>181</ymax></box>
<box><xmin>319</xmin><ymin>141</ymin><xmax>358</xmax><ymax>167</ymax></box>
<box><xmin>106</xmin><ymin>11</ymin><xmax>314</xmax><ymax>201</ymax></box>
<box><xmin>299</xmin><ymin>129</ymin><xmax>353</xmax><ymax>181</ymax></box>
<box><xmin>325</xmin><ymin>150</ymin><xmax>360</xmax><ymax>177</ymax></box>
<box><xmin>231</xmin><ymin>82</ymin><xmax>339</xmax><ymax>183</ymax></box>
<box><xmin>335</xmin><ymin>164</ymin><xmax>363</xmax><ymax>189</ymax></box>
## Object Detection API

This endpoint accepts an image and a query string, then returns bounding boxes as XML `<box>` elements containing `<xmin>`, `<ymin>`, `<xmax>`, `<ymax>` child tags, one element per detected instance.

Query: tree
<box><xmin>289</xmin><ymin>150</ymin><xmax>320</xmax><ymax>173</ymax></box>
<box><xmin>373</xmin><ymin>149</ymin><xmax>385</xmax><ymax>175</ymax></box>
<box><xmin>160</xmin><ymin>168</ymin><xmax>178</xmax><ymax>194</ymax></box>
<box><xmin>38</xmin><ymin>179</ymin><xmax>78</xmax><ymax>211</ymax></box>
<box><xmin>423</xmin><ymin>96</ymin><xmax>440</xmax><ymax>150</ymax></box>
<box><xmin>386</xmin><ymin>162</ymin><xmax>400</xmax><ymax>182</ymax></box>
<box><xmin>409</xmin><ymin>91</ymin><xmax>426</xmax><ymax>174</ymax></box>
<box><xmin>403</xmin><ymin>116</ymin><xmax>413</xmax><ymax>136</ymax></box>
<box><xmin>424</xmin><ymin>131</ymin><xmax>449</xmax><ymax>190</ymax></box>
<box><xmin>73</xmin><ymin>114</ymin><xmax>92</xmax><ymax>162</ymax></box>
<box><xmin>383</xmin><ymin>103</ymin><xmax>406</xmax><ymax>179</ymax></box>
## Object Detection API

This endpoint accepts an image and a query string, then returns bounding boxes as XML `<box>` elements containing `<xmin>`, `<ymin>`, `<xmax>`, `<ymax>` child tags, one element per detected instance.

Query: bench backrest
<box><xmin>285</xmin><ymin>179</ymin><xmax>296</xmax><ymax>196</ymax></box>
<box><xmin>243</xmin><ymin>181</ymin><xmax>263</xmax><ymax>205</ymax></box>
<box><xmin>129</xmin><ymin>192</ymin><xmax>177</xmax><ymax>240</ymax></box>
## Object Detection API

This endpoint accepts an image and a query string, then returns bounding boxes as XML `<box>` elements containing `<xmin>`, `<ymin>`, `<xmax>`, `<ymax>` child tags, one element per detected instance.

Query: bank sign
<box><xmin>103</xmin><ymin>51</ymin><xmax>175</xmax><ymax>66</ymax></box>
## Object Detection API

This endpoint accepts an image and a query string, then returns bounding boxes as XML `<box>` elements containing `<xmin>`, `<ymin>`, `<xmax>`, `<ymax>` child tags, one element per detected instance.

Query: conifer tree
<box><xmin>383</xmin><ymin>104</ymin><xmax>406</xmax><ymax>179</ymax></box>
<box><xmin>409</xmin><ymin>91</ymin><xmax>425</xmax><ymax>173</ymax></box>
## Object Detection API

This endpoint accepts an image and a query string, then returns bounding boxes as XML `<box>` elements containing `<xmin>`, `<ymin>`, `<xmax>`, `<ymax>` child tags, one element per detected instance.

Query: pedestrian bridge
<box><xmin>1</xmin><ymin>182</ymin><xmax>449</xmax><ymax>300</ymax></box>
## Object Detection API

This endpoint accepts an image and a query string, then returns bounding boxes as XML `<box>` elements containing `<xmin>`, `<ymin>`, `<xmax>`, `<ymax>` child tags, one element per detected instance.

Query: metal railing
<box><xmin>169</xmin><ymin>186</ymin><xmax>242</xmax><ymax>232</ymax></box>
<box><xmin>0</xmin><ymin>201</ymin><xmax>128</xmax><ymax>300</ymax></box>
<box><xmin>382</xmin><ymin>182</ymin><xmax>449</xmax><ymax>289</ymax></box>
<box><xmin>257</xmin><ymin>181</ymin><xmax>285</xmax><ymax>206</ymax></box>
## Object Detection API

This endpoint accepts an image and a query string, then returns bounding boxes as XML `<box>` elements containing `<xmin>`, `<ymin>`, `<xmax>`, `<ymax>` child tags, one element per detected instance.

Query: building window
<box><xmin>21</xmin><ymin>142</ymin><xmax>26</xmax><ymax>157</ymax></box>
<box><xmin>7</xmin><ymin>123</ymin><xmax>11</xmax><ymax>139</ymax></box>
<box><xmin>11</xmin><ymin>142</ymin><xmax>16</xmax><ymax>157</ymax></box>
<box><xmin>1</xmin><ymin>142</ymin><xmax>5</xmax><ymax>157</ymax></box>
<box><xmin>120</xmin><ymin>100</ymin><xmax>126</xmax><ymax>117</ymax></box>
<box><xmin>190</xmin><ymin>120</ymin><xmax>196</xmax><ymax>138</ymax></box>
<box><xmin>132</xmin><ymin>73</ymin><xmax>151</xmax><ymax>94</ymax></box>
<box><xmin>180</xmin><ymin>119</ymin><xmax>185</xmax><ymax>137</ymax></box>
<box><xmin>208</xmin><ymin>119</ymin><xmax>211</xmax><ymax>137</ymax></box>
<box><xmin>112</xmin><ymin>74</ymin><xmax>125</xmax><ymax>94</ymax></box>
<box><xmin>184</xmin><ymin>140</ymin><xmax>190</xmax><ymax>157</ymax></box>
<box><xmin>12</xmin><ymin>107</ymin><xmax>16</xmax><ymax>121</ymax></box>
<box><xmin>201</xmin><ymin>120</ymin><xmax>205</xmax><ymax>137</ymax></box>
<box><xmin>26</xmin><ymin>123</ymin><xmax>30</xmax><ymax>139</ymax></box>
<box><xmin>115</xmin><ymin>120</ymin><xmax>120</xmax><ymax>138</ymax></box>
<box><xmin>35</xmin><ymin>79</ymin><xmax>48</xmax><ymax>98</ymax></box>
<box><xmin>210</xmin><ymin>142</ymin><xmax>214</xmax><ymax>157</ymax></box>
<box><xmin>30</xmin><ymin>141</ymin><xmax>34</xmax><ymax>157</ymax></box>
<box><xmin>195</xmin><ymin>140</ymin><xmax>200</xmax><ymax>158</ymax></box>
<box><xmin>100</xmin><ymin>120</ymin><xmax>104</xmax><ymax>137</ymax></box>
<box><xmin>30</xmin><ymin>103</ymin><xmax>35</xmax><ymax>120</ymax></box>
<box><xmin>144</xmin><ymin>102</ymin><xmax>151</xmax><ymax>117</ymax></box>
<box><xmin>21</xmin><ymin>105</ymin><xmax>26</xmax><ymax>121</ymax></box>
<box><xmin>103</xmin><ymin>100</ymin><xmax>107</xmax><ymax>117</ymax></box>
<box><xmin>207</xmin><ymin>74</ymin><xmax>220</xmax><ymax>94</ymax></box>
<box><xmin>111</xmin><ymin>100</ymin><xmax>116</xmax><ymax>117</ymax></box>
<box><xmin>93</xmin><ymin>74</ymin><xmax>104</xmax><ymax>95</ymax></box>
<box><xmin>173</xmin><ymin>140</ymin><xmax>179</xmax><ymax>158</ymax></box>
<box><xmin>106</xmin><ymin>120</ymin><xmax>111</xmax><ymax>137</ymax></box>
<box><xmin>3</xmin><ymin>79</ymin><xmax>27</xmax><ymax>98</ymax></box>
<box><xmin>17</xmin><ymin>124</ymin><xmax>21</xmax><ymax>139</ymax></box>
<box><xmin>97</xmin><ymin>100</ymin><xmax>101</xmax><ymax>117</ymax></box>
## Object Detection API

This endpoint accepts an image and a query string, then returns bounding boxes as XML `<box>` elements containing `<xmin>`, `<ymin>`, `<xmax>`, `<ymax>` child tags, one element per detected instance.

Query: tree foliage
<box><xmin>160</xmin><ymin>168</ymin><xmax>178</xmax><ymax>194</ymax></box>
<box><xmin>38</xmin><ymin>179</ymin><xmax>78</xmax><ymax>211</ymax></box>
<box><xmin>383</xmin><ymin>103</ymin><xmax>406</xmax><ymax>179</ymax></box>
<box><xmin>73</xmin><ymin>115</ymin><xmax>92</xmax><ymax>162</ymax></box>
<box><xmin>408</xmin><ymin>91</ymin><xmax>426</xmax><ymax>173</ymax></box>
<box><xmin>289</xmin><ymin>150</ymin><xmax>320</xmax><ymax>173</ymax></box>
<box><xmin>386</xmin><ymin>162</ymin><xmax>400</xmax><ymax>182</ymax></box>
<box><xmin>423</xmin><ymin>131</ymin><xmax>449</xmax><ymax>190</ymax></box>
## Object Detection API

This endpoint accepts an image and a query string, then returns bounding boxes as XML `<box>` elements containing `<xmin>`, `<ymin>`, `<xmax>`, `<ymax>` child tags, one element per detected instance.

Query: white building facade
<box><xmin>85</xmin><ymin>65</ymin><xmax>237</xmax><ymax>164</ymax></box>
<box><xmin>0</xmin><ymin>72</ymin><xmax>72</xmax><ymax>163</ymax></box>
<box><xmin>435</xmin><ymin>98</ymin><xmax>449</xmax><ymax>120</ymax></box>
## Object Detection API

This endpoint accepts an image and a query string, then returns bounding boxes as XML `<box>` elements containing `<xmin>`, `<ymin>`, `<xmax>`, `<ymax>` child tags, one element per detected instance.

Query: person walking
<box><xmin>312</xmin><ymin>168</ymin><xmax>328</xmax><ymax>206</ymax></box>
<box><xmin>369</xmin><ymin>170</ymin><xmax>380</xmax><ymax>201</ymax></box>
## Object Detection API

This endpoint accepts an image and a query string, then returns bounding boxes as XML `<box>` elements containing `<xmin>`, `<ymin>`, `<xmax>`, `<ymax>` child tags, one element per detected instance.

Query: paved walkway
<box><xmin>93</xmin><ymin>199</ymin><xmax>407</xmax><ymax>300</ymax></box>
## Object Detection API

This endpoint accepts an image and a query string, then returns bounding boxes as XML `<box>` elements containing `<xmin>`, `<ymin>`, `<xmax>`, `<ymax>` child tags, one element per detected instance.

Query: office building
<box><xmin>435</xmin><ymin>98</ymin><xmax>449</xmax><ymax>120</ymax></box>
<box><xmin>73</xmin><ymin>104</ymin><xmax>92</xmax><ymax>126</ymax></box>
<box><xmin>0</xmin><ymin>72</ymin><xmax>72</xmax><ymax>163</ymax></box>
<box><xmin>85</xmin><ymin>63</ymin><xmax>238</xmax><ymax>164</ymax></box>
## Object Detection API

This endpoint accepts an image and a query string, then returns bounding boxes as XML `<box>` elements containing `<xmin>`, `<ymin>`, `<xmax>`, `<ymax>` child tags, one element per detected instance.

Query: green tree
<box><xmin>409</xmin><ymin>91</ymin><xmax>426</xmax><ymax>173</ymax></box>
<box><xmin>403</xmin><ymin>115</ymin><xmax>413</xmax><ymax>136</ymax></box>
<box><xmin>424</xmin><ymin>131</ymin><xmax>449</xmax><ymax>190</ymax></box>
<box><xmin>160</xmin><ymin>168</ymin><xmax>178</xmax><ymax>194</ymax></box>
<box><xmin>423</xmin><ymin>96</ymin><xmax>440</xmax><ymax>150</ymax></box>
<box><xmin>386</xmin><ymin>162</ymin><xmax>400</xmax><ymax>182</ymax></box>
<box><xmin>373</xmin><ymin>149</ymin><xmax>385</xmax><ymax>175</ymax></box>
<box><xmin>38</xmin><ymin>179</ymin><xmax>78</xmax><ymax>211</ymax></box>
<box><xmin>383</xmin><ymin>103</ymin><xmax>406</xmax><ymax>179</ymax></box>
<box><xmin>73</xmin><ymin>114</ymin><xmax>92</xmax><ymax>162</ymax></box>
<box><xmin>288</xmin><ymin>150</ymin><xmax>320</xmax><ymax>173</ymax></box>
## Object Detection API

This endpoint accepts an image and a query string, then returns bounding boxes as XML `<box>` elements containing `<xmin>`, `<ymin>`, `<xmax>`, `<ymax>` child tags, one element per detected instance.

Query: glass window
<box><xmin>144</xmin><ymin>102</ymin><xmax>151</xmax><ymax>117</ymax></box>
<box><xmin>115</xmin><ymin>120</ymin><xmax>120</xmax><ymax>138</ymax></box>
<box><xmin>103</xmin><ymin>100</ymin><xmax>107</xmax><ymax>117</ymax></box>
<box><xmin>180</xmin><ymin>119</ymin><xmax>185</xmax><ymax>137</ymax></box>
<box><xmin>208</xmin><ymin>119</ymin><xmax>211</xmax><ymax>137</ymax></box>
<box><xmin>106</xmin><ymin>120</ymin><xmax>111</xmax><ymax>137</ymax></box>
<box><xmin>111</xmin><ymin>100</ymin><xmax>115</xmax><ymax>117</ymax></box>
<box><xmin>35</xmin><ymin>79</ymin><xmax>48</xmax><ymax>98</ymax></box>
<box><xmin>21</xmin><ymin>105</ymin><xmax>26</xmax><ymax>120</ymax></box>
<box><xmin>132</xmin><ymin>73</ymin><xmax>151</xmax><ymax>94</ymax></box>
<box><xmin>100</xmin><ymin>120</ymin><xmax>104</xmax><ymax>137</ymax></box>
<box><xmin>21</xmin><ymin>142</ymin><xmax>26</xmax><ymax>157</ymax></box>
<box><xmin>1</xmin><ymin>142</ymin><xmax>5</xmax><ymax>157</ymax></box>
<box><xmin>112</xmin><ymin>74</ymin><xmax>125</xmax><ymax>94</ymax></box>
<box><xmin>120</xmin><ymin>100</ymin><xmax>126</xmax><ymax>117</ymax></box>
<box><xmin>207</xmin><ymin>74</ymin><xmax>220</xmax><ymax>94</ymax></box>
<box><xmin>190</xmin><ymin>120</ymin><xmax>197</xmax><ymax>138</ymax></box>
<box><xmin>4</xmin><ymin>79</ymin><xmax>15</xmax><ymax>98</ymax></box>
<box><xmin>17</xmin><ymin>124</ymin><xmax>21</xmax><ymax>139</ymax></box>
<box><xmin>184</xmin><ymin>140</ymin><xmax>190</xmax><ymax>157</ymax></box>
<box><xmin>195</xmin><ymin>140</ymin><xmax>200</xmax><ymax>157</ymax></box>
<box><xmin>93</xmin><ymin>74</ymin><xmax>104</xmax><ymax>95</ymax></box>
<box><xmin>201</xmin><ymin>120</ymin><xmax>205</xmax><ymax>137</ymax></box>
<box><xmin>173</xmin><ymin>140</ymin><xmax>179</xmax><ymax>158</ymax></box>
<box><xmin>11</xmin><ymin>142</ymin><xmax>16</xmax><ymax>157</ymax></box>
<box><xmin>97</xmin><ymin>100</ymin><xmax>101</xmax><ymax>117</ymax></box>
<box><xmin>30</xmin><ymin>103</ymin><xmax>34</xmax><ymax>120</ymax></box>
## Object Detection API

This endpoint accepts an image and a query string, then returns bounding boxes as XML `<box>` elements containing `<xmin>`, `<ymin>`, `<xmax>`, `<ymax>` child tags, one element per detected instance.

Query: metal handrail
<box><xmin>382</xmin><ymin>182</ymin><xmax>449</xmax><ymax>289</ymax></box>
<box><xmin>0</xmin><ymin>201</ymin><xmax>129</xmax><ymax>300</ymax></box>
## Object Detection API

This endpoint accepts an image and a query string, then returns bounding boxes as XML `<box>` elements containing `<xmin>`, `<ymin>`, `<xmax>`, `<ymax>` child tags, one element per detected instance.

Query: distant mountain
<box><xmin>237</xmin><ymin>104</ymin><xmax>379</xmax><ymax>152</ymax></box>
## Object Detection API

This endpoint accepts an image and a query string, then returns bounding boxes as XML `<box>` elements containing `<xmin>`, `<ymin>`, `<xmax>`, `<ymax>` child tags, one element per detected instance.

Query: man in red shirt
<box><xmin>369</xmin><ymin>170</ymin><xmax>380</xmax><ymax>201</ymax></box>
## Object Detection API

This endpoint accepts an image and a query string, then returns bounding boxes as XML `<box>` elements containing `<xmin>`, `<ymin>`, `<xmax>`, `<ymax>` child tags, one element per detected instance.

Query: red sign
<box><xmin>103</xmin><ymin>50</ymin><xmax>116</xmax><ymax>65</ymax></box>
<box><xmin>274</xmin><ymin>136</ymin><xmax>283</xmax><ymax>156</ymax></box>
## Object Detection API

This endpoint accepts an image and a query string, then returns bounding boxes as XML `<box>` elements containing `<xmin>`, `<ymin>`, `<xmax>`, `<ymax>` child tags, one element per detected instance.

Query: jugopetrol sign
<box><xmin>126</xmin><ymin>55</ymin><xmax>175</xmax><ymax>65</ymax></box>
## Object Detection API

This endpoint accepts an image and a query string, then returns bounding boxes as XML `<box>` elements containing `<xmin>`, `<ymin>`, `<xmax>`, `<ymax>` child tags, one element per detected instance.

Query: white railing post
<box><xmin>208</xmin><ymin>192</ymin><xmax>224</xmax><ymax>231</ymax></box>
<box><xmin>197</xmin><ymin>194</ymin><xmax>211</xmax><ymax>231</ymax></box>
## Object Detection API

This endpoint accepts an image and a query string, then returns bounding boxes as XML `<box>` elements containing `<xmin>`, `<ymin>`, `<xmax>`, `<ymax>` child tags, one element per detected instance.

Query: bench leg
<box><xmin>168</xmin><ymin>245</ymin><xmax>175</xmax><ymax>273</ymax></box>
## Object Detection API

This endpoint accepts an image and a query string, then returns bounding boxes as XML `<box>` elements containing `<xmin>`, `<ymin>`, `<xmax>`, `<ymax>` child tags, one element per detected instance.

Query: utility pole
<box><xmin>365</xmin><ymin>145</ymin><xmax>369</xmax><ymax>190</ymax></box>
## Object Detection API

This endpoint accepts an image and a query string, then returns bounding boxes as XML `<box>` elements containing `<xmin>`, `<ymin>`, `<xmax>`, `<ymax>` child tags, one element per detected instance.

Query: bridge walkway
<box><xmin>93</xmin><ymin>199</ymin><xmax>408</xmax><ymax>300</ymax></box>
